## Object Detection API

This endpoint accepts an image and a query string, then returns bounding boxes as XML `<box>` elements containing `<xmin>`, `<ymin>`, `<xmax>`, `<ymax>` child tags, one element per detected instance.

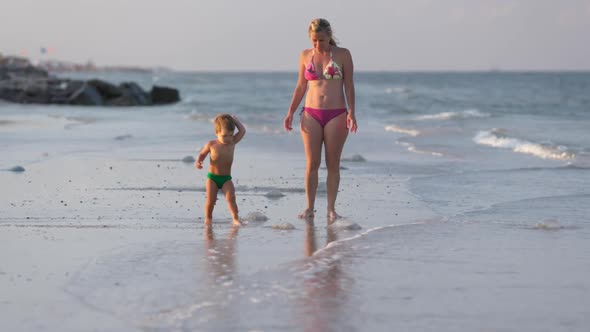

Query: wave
<box><xmin>385</xmin><ymin>125</ymin><xmax>420</xmax><ymax>137</ymax></box>
<box><xmin>384</xmin><ymin>86</ymin><xmax>411</xmax><ymax>95</ymax></box>
<box><xmin>414</xmin><ymin>109</ymin><xmax>490</xmax><ymax>121</ymax></box>
<box><xmin>474</xmin><ymin>129</ymin><xmax>575</xmax><ymax>160</ymax></box>
<box><xmin>396</xmin><ymin>140</ymin><xmax>444</xmax><ymax>157</ymax></box>
<box><xmin>330</xmin><ymin>222</ymin><xmax>425</xmax><ymax>247</ymax></box>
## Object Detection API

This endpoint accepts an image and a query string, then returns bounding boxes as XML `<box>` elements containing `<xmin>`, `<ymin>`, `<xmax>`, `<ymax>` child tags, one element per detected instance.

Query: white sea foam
<box><xmin>396</xmin><ymin>141</ymin><xmax>444</xmax><ymax>157</ymax></box>
<box><xmin>534</xmin><ymin>219</ymin><xmax>562</xmax><ymax>230</ymax></box>
<box><xmin>385</xmin><ymin>125</ymin><xmax>420</xmax><ymax>137</ymax></box>
<box><xmin>415</xmin><ymin>109</ymin><xmax>490</xmax><ymax>121</ymax></box>
<box><xmin>270</xmin><ymin>222</ymin><xmax>295</xmax><ymax>230</ymax></box>
<box><xmin>185</xmin><ymin>110</ymin><xmax>209</xmax><ymax>122</ymax></box>
<box><xmin>243</xmin><ymin>211</ymin><xmax>268</xmax><ymax>222</ymax></box>
<box><xmin>315</xmin><ymin>222</ymin><xmax>426</xmax><ymax>256</ymax></box>
<box><xmin>141</xmin><ymin>301</ymin><xmax>216</xmax><ymax>326</ymax></box>
<box><xmin>385</xmin><ymin>86</ymin><xmax>410</xmax><ymax>95</ymax></box>
<box><xmin>474</xmin><ymin>129</ymin><xmax>575</xmax><ymax>160</ymax></box>
<box><xmin>327</xmin><ymin>218</ymin><xmax>362</xmax><ymax>231</ymax></box>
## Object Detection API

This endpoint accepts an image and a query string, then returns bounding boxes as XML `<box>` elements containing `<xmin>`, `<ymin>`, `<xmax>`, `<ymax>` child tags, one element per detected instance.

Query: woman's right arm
<box><xmin>284</xmin><ymin>51</ymin><xmax>308</xmax><ymax>131</ymax></box>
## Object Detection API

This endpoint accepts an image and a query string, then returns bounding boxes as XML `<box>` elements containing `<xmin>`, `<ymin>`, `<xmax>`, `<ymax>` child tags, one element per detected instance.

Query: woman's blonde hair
<box><xmin>308</xmin><ymin>18</ymin><xmax>338</xmax><ymax>46</ymax></box>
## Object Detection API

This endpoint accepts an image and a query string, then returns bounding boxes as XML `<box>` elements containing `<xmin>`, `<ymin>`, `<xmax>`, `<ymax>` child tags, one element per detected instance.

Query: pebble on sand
<box><xmin>264</xmin><ymin>190</ymin><xmax>285</xmax><ymax>198</ymax></box>
<box><xmin>114</xmin><ymin>134</ymin><xmax>133</xmax><ymax>141</ymax></box>
<box><xmin>342</xmin><ymin>154</ymin><xmax>366</xmax><ymax>162</ymax></box>
<box><xmin>9</xmin><ymin>166</ymin><xmax>25</xmax><ymax>172</ymax></box>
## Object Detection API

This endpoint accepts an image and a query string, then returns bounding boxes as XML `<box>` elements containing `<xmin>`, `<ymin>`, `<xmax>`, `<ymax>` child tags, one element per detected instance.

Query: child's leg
<box><xmin>221</xmin><ymin>180</ymin><xmax>241</xmax><ymax>225</ymax></box>
<box><xmin>204</xmin><ymin>179</ymin><xmax>218</xmax><ymax>225</ymax></box>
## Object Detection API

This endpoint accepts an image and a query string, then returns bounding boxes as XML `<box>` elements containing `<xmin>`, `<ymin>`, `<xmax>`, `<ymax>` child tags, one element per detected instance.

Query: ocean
<box><xmin>2</xmin><ymin>71</ymin><xmax>589</xmax><ymax>331</ymax></box>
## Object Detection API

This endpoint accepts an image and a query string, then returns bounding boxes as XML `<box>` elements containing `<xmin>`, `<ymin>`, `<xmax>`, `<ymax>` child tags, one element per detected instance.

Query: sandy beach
<box><xmin>3</xmin><ymin>143</ymin><xmax>589</xmax><ymax>331</ymax></box>
<box><xmin>1</xmin><ymin>144</ymin><xmax>434</xmax><ymax>331</ymax></box>
<box><xmin>2</xmin><ymin>70</ymin><xmax>590</xmax><ymax>331</ymax></box>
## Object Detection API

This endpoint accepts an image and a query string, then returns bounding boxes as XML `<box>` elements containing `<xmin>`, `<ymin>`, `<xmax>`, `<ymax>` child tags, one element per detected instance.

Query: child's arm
<box><xmin>195</xmin><ymin>142</ymin><xmax>211</xmax><ymax>169</ymax></box>
<box><xmin>232</xmin><ymin>115</ymin><xmax>246</xmax><ymax>144</ymax></box>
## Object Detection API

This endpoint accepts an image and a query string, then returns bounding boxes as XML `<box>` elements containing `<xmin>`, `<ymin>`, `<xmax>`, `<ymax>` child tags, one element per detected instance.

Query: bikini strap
<box><xmin>328</xmin><ymin>48</ymin><xmax>336</xmax><ymax>68</ymax></box>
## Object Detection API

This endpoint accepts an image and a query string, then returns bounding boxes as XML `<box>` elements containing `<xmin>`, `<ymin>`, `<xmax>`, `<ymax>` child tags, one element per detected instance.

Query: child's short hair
<box><xmin>214</xmin><ymin>114</ymin><xmax>235</xmax><ymax>133</ymax></box>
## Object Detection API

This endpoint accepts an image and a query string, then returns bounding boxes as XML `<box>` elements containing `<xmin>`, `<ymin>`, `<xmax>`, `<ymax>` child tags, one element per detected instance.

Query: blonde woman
<box><xmin>284</xmin><ymin>18</ymin><xmax>357</xmax><ymax>221</ymax></box>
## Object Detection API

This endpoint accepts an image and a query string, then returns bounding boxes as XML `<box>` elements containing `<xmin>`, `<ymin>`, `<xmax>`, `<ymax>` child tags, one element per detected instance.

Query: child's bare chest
<box><xmin>210</xmin><ymin>144</ymin><xmax>234</xmax><ymax>164</ymax></box>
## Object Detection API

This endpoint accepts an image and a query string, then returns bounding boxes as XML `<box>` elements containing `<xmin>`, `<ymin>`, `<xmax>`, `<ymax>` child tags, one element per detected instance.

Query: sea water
<box><xmin>2</xmin><ymin>71</ymin><xmax>589</xmax><ymax>331</ymax></box>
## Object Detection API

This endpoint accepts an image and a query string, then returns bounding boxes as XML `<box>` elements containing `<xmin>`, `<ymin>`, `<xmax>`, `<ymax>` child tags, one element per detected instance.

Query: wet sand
<box><xmin>2</xmin><ymin>144</ymin><xmax>589</xmax><ymax>331</ymax></box>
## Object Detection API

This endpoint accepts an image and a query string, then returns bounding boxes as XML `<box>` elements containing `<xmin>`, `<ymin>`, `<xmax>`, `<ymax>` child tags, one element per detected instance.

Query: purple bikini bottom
<box><xmin>302</xmin><ymin>107</ymin><xmax>347</xmax><ymax>128</ymax></box>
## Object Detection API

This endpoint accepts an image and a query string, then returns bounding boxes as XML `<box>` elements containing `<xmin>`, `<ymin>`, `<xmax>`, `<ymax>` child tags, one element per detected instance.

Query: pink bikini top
<box><xmin>304</xmin><ymin>49</ymin><xmax>342</xmax><ymax>81</ymax></box>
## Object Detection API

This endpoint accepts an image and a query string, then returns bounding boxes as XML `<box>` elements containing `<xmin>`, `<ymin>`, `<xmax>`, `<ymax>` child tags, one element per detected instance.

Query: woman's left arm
<box><xmin>342</xmin><ymin>48</ymin><xmax>357</xmax><ymax>133</ymax></box>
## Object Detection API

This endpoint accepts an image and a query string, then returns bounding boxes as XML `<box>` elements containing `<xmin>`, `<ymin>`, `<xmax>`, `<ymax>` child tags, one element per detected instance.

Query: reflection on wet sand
<box><xmin>305</xmin><ymin>220</ymin><xmax>318</xmax><ymax>257</ymax></box>
<box><xmin>204</xmin><ymin>224</ymin><xmax>239</xmax><ymax>284</ymax></box>
<box><xmin>200</xmin><ymin>224</ymin><xmax>240</xmax><ymax>328</ymax></box>
<box><xmin>299</xmin><ymin>219</ymin><xmax>351</xmax><ymax>332</ymax></box>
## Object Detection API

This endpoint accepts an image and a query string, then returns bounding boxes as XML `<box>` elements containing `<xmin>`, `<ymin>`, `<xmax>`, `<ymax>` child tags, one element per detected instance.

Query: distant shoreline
<box><xmin>89</xmin><ymin>69</ymin><xmax>590</xmax><ymax>74</ymax></box>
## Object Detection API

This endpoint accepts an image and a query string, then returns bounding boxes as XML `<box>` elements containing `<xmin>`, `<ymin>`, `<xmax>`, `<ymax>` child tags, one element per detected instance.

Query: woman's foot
<box><xmin>298</xmin><ymin>208</ymin><xmax>315</xmax><ymax>220</ymax></box>
<box><xmin>327</xmin><ymin>210</ymin><xmax>342</xmax><ymax>223</ymax></box>
<box><xmin>204</xmin><ymin>218</ymin><xmax>213</xmax><ymax>226</ymax></box>
<box><xmin>232</xmin><ymin>217</ymin><xmax>243</xmax><ymax>226</ymax></box>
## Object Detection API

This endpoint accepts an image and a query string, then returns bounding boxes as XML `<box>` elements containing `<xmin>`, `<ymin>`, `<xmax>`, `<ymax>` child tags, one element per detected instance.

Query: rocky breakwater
<box><xmin>0</xmin><ymin>55</ymin><xmax>180</xmax><ymax>106</ymax></box>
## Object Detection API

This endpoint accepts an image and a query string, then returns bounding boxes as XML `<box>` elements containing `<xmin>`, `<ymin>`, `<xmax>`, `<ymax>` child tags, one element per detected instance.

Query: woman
<box><xmin>284</xmin><ymin>18</ymin><xmax>357</xmax><ymax>221</ymax></box>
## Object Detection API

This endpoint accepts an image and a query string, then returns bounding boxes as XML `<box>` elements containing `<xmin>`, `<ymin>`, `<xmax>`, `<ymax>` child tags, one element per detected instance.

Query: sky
<box><xmin>1</xmin><ymin>0</ymin><xmax>589</xmax><ymax>71</ymax></box>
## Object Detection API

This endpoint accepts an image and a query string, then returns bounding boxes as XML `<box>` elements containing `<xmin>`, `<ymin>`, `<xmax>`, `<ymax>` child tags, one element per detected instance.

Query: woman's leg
<box><xmin>300</xmin><ymin>111</ymin><xmax>324</xmax><ymax>219</ymax></box>
<box><xmin>323</xmin><ymin>112</ymin><xmax>348</xmax><ymax>221</ymax></box>
<box><xmin>204</xmin><ymin>179</ymin><xmax>219</xmax><ymax>225</ymax></box>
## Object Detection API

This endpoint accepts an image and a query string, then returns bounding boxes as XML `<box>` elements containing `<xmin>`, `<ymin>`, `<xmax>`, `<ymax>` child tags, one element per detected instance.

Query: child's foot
<box><xmin>327</xmin><ymin>210</ymin><xmax>342</xmax><ymax>223</ymax></box>
<box><xmin>298</xmin><ymin>209</ymin><xmax>315</xmax><ymax>220</ymax></box>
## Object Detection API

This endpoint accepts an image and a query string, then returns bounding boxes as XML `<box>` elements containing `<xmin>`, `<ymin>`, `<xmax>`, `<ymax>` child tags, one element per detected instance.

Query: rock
<box><xmin>182</xmin><ymin>156</ymin><xmax>196</xmax><ymax>163</ymax></box>
<box><xmin>8</xmin><ymin>166</ymin><xmax>25</xmax><ymax>172</ymax></box>
<box><xmin>69</xmin><ymin>84</ymin><xmax>103</xmax><ymax>106</ymax></box>
<box><xmin>120</xmin><ymin>82</ymin><xmax>150</xmax><ymax>105</ymax></box>
<box><xmin>114</xmin><ymin>134</ymin><xmax>133</xmax><ymax>141</ymax></box>
<box><xmin>0</xmin><ymin>56</ymin><xmax>48</xmax><ymax>80</ymax></box>
<box><xmin>0</xmin><ymin>55</ymin><xmax>180</xmax><ymax>106</ymax></box>
<box><xmin>342</xmin><ymin>154</ymin><xmax>366</xmax><ymax>162</ymax></box>
<box><xmin>264</xmin><ymin>190</ymin><xmax>285</xmax><ymax>198</ymax></box>
<box><xmin>87</xmin><ymin>79</ymin><xmax>123</xmax><ymax>99</ymax></box>
<box><xmin>150</xmin><ymin>85</ymin><xmax>180</xmax><ymax>105</ymax></box>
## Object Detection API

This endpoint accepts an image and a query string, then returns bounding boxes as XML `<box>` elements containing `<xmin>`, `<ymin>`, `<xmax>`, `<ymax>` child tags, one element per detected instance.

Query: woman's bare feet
<box><xmin>327</xmin><ymin>210</ymin><xmax>342</xmax><ymax>223</ymax></box>
<box><xmin>232</xmin><ymin>218</ymin><xmax>243</xmax><ymax>226</ymax></box>
<box><xmin>205</xmin><ymin>218</ymin><xmax>213</xmax><ymax>226</ymax></box>
<box><xmin>298</xmin><ymin>208</ymin><xmax>315</xmax><ymax>220</ymax></box>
